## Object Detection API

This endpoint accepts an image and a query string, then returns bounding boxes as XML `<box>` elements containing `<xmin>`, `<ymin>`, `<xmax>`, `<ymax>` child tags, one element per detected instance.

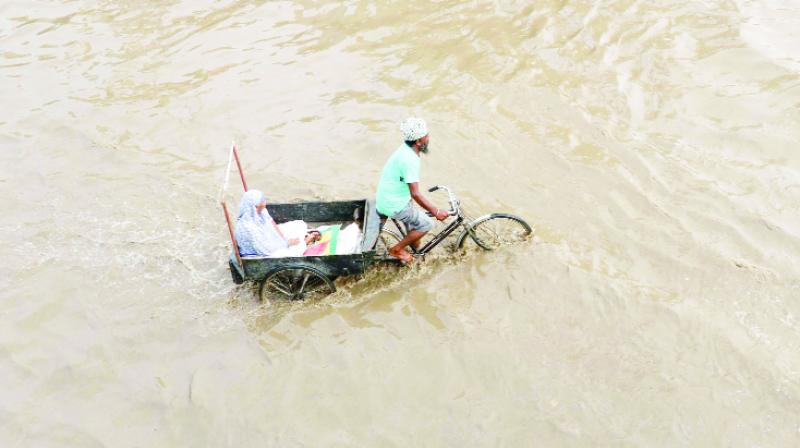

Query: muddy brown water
<box><xmin>2</xmin><ymin>1</ymin><xmax>800</xmax><ymax>446</ymax></box>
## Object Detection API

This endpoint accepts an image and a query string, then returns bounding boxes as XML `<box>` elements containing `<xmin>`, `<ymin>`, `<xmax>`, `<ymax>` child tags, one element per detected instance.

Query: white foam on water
<box><xmin>736</xmin><ymin>0</ymin><xmax>800</xmax><ymax>71</ymax></box>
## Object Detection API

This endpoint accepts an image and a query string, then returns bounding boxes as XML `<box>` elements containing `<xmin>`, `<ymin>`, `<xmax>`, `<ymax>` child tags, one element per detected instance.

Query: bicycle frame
<box><xmin>384</xmin><ymin>214</ymin><xmax>465</xmax><ymax>256</ymax></box>
<box><xmin>381</xmin><ymin>184</ymin><xmax>469</xmax><ymax>256</ymax></box>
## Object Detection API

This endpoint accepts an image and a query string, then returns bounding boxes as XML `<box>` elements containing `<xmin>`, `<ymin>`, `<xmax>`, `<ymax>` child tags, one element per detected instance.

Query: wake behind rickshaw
<box><xmin>219</xmin><ymin>143</ymin><xmax>533</xmax><ymax>301</ymax></box>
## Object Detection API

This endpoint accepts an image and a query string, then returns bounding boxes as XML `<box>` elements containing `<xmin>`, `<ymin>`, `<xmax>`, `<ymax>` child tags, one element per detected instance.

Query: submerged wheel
<box><xmin>458</xmin><ymin>213</ymin><xmax>532</xmax><ymax>250</ymax></box>
<box><xmin>260</xmin><ymin>265</ymin><xmax>335</xmax><ymax>301</ymax></box>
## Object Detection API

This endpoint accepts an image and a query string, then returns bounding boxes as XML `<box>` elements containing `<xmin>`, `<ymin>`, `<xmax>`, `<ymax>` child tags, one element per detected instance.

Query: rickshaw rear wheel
<box><xmin>260</xmin><ymin>265</ymin><xmax>335</xmax><ymax>301</ymax></box>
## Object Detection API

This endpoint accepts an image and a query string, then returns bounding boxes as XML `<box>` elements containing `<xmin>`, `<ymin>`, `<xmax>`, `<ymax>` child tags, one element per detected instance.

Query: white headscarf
<box><xmin>238</xmin><ymin>190</ymin><xmax>266</xmax><ymax>222</ymax></box>
<box><xmin>400</xmin><ymin>117</ymin><xmax>428</xmax><ymax>141</ymax></box>
<box><xmin>234</xmin><ymin>189</ymin><xmax>288</xmax><ymax>256</ymax></box>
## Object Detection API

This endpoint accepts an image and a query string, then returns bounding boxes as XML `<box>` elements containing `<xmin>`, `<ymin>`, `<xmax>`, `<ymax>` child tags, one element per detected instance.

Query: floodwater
<box><xmin>2</xmin><ymin>0</ymin><xmax>799</xmax><ymax>446</ymax></box>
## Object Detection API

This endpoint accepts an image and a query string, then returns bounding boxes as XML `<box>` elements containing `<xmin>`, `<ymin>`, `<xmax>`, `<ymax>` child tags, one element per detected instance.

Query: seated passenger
<box><xmin>234</xmin><ymin>190</ymin><xmax>300</xmax><ymax>257</ymax></box>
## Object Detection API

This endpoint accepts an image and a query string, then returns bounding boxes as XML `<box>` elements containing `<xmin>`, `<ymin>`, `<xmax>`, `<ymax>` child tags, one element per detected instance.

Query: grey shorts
<box><xmin>391</xmin><ymin>201</ymin><xmax>433</xmax><ymax>233</ymax></box>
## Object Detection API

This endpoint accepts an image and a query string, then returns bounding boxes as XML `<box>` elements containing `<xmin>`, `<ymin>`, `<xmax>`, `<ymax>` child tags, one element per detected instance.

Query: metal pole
<box><xmin>222</xmin><ymin>201</ymin><xmax>243</xmax><ymax>270</ymax></box>
<box><xmin>232</xmin><ymin>143</ymin><xmax>248</xmax><ymax>192</ymax></box>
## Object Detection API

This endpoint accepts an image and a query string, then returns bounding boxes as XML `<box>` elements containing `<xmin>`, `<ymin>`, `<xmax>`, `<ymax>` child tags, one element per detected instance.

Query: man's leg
<box><xmin>389</xmin><ymin>230</ymin><xmax>426</xmax><ymax>263</ymax></box>
<box><xmin>388</xmin><ymin>202</ymin><xmax>432</xmax><ymax>263</ymax></box>
<box><xmin>408</xmin><ymin>227</ymin><xmax>423</xmax><ymax>251</ymax></box>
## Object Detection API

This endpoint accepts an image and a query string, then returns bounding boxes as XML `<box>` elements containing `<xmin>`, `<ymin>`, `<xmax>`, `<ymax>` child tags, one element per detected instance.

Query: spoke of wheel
<box><xmin>267</xmin><ymin>280</ymin><xmax>292</xmax><ymax>297</ymax></box>
<box><xmin>272</xmin><ymin>275</ymin><xmax>293</xmax><ymax>294</ymax></box>
<box><xmin>498</xmin><ymin>220</ymin><xmax>510</xmax><ymax>243</ymax></box>
<box><xmin>307</xmin><ymin>277</ymin><xmax>326</xmax><ymax>294</ymax></box>
<box><xmin>479</xmin><ymin>222</ymin><xmax>498</xmax><ymax>248</ymax></box>
<box><xmin>488</xmin><ymin>222</ymin><xmax>499</xmax><ymax>245</ymax></box>
<box><xmin>502</xmin><ymin>221</ymin><xmax>515</xmax><ymax>241</ymax></box>
<box><xmin>298</xmin><ymin>273</ymin><xmax>309</xmax><ymax>295</ymax></box>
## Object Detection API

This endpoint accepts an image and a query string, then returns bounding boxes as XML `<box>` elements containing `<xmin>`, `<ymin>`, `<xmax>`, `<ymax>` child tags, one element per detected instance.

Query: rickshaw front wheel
<box><xmin>260</xmin><ymin>265</ymin><xmax>336</xmax><ymax>301</ymax></box>
<box><xmin>457</xmin><ymin>213</ymin><xmax>533</xmax><ymax>250</ymax></box>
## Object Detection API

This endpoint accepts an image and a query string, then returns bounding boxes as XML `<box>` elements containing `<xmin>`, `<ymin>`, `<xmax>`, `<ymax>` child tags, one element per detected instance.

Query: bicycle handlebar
<box><xmin>426</xmin><ymin>184</ymin><xmax>460</xmax><ymax>217</ymax></box>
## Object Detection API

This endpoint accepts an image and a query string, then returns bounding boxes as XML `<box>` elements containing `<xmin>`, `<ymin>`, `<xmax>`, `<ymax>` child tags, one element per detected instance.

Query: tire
<box><xmin>260</xmin><ymin>265</ymin><xmax>335</xmax><ymax>301</ymax></box>
<box><xmin>457</xmin><ymin>213</ymin><xmax>532</xmax><ymax>250</ymax></box>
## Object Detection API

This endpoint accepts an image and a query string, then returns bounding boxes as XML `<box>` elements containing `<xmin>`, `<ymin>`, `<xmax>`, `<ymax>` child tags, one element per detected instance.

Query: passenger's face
<box><xmin>255</xmin><ymin>200</ymin><xmax>266</xmax><ymax>214</ymax></box>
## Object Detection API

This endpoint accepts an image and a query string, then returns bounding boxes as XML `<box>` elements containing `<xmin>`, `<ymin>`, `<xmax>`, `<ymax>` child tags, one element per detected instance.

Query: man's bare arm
<box><xmin>408</xmin><ymin>182</ymin><xmax>448</xmax><ymax>221</ymax></box>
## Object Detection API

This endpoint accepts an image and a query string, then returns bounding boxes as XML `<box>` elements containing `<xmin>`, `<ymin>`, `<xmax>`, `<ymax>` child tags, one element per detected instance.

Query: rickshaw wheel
<box><xmin>260</xmin><ymin>265</ymin><xmax>335</xmax><ymax>301</ymax></box>
<box><xmin>458</xmin><ymin>213</ymin><xmax>532</xmax><ymax>250</ymax></box>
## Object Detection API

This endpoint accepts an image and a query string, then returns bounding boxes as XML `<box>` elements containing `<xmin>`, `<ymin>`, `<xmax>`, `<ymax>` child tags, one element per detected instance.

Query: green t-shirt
<box><xmin>376</xmin><ymin>143</ymin><xmax>420</xmax><ymax>216</ymax></box>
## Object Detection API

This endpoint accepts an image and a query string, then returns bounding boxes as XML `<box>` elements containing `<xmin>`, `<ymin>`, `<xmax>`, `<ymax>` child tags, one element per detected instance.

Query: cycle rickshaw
<box><xmin>219</xmin><ymin>144</ymin><xmax>532</xmax><ymax>301</ymax></box>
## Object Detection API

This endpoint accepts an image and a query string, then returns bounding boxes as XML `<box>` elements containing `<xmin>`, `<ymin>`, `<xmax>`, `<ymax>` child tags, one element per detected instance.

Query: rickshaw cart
<box><xmin>228</xmin><ymin>198</ymin><xmax>384</xmax><ymax>301</ymax></box>
<box><xmin>220</xmin><ymin>143</ymin><xmax>385</xmax><ymax>301</ymax></box>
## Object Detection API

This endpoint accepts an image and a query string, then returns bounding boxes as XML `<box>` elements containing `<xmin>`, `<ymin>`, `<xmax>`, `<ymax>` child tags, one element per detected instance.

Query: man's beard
<box><xmin>419</xmin><ymin>141</ymin><xmax>429</xmax><ymax>153</ymax></box>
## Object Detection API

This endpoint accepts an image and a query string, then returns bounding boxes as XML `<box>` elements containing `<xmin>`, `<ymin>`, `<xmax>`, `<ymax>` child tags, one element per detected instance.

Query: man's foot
<box><xmin>388</xmin><ymin>248</ymin><xmax>414</xmax><ymax>265</ymax></box>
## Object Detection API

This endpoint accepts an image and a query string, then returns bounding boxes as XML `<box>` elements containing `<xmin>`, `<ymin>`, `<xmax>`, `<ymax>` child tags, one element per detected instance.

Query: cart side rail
<box><xmin>240</xmin><ymin>252</ymin><xmax>369</xmax><ymax>280</ymax></box>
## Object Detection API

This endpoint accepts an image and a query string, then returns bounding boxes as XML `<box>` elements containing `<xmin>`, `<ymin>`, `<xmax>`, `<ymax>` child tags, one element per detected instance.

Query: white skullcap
<box><xmin>400</xmin><ymin>117</ymin><xmax>428</xmax><ymax>141</ymax></box>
